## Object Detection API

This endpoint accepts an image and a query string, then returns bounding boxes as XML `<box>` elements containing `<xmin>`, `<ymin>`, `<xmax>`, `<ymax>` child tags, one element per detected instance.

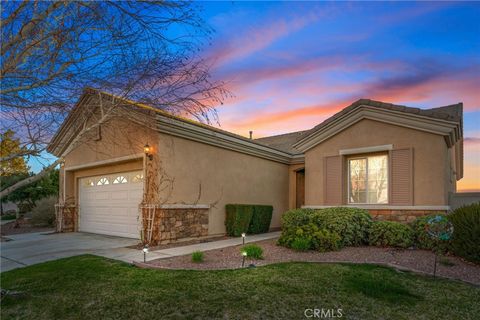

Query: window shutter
<box><xmin>391</xmin><ymin>148</ymin><xmax>413</xmax><ymax>205</ymax></box>
<box><xmin>325</xmin><ymin>155</ymin><xmax>343</xmax><ymax>205</ymax></box>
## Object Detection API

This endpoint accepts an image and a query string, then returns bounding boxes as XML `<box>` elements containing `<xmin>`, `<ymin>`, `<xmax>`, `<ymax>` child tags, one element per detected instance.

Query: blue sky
<box><xmin>31</xmin><ymin>1</ymin><xmax>479</xmax><ymax>190</ymax></box>
<box><xmin>197</xmin><ymin>1</ymin><xmax>480</xmax><ymax>191</ymax></box>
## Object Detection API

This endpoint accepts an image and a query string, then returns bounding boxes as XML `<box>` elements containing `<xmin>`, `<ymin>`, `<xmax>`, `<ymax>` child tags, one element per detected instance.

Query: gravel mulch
<box><xmin>0</xmin><ymin>219</ymin><xmax>53</xmax><ymax>237</ymax></box>
<box><xmin>145</xmin><ymin>238</ymin><xmax>480</xmax><ymax>286</ymax></box>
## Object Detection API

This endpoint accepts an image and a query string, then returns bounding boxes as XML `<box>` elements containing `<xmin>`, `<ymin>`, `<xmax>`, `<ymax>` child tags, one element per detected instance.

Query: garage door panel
<box><xmin>79</xmin><ymin>170</ymin><xmax>143</xmax><ymax>239</ymax></box>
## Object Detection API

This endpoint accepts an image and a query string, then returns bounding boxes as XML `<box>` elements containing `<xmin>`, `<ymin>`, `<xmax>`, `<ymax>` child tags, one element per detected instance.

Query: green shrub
<box><xmin>311</xmin><ymin>229</ymin><xmax>341</xmax><ymax>252</ymax></box>
<box><xmin>369</xmin><ymin>221</ymin><xmax>414</xmax><ymax>248</ymax></box>
<box><xmin>311</xmin><ymin>207</ymin><xmax>372</xmax><ymax>247</ymax></box>
<box><xmin>1</xmin><ymin>212</ymin><xmax>17</xmax><ymax>220</ymax></box>
<box><xmin>291</xmin><ymin>237</ymin><xmax>311</xmax><ymax>251</ymax></box>
<box><xmin>411</xmin><ymin>214</ymin><xmax>450</xmax><ymax>252</ymax></box>
<box><xmin>30</xmin><ymin>196</ymin><xmax>57</xmax><ymax>227</ymax></box>
<box><xmin>241</xmin><ymin>244</ymin><xmax>263</xmax><ymax>259</ymax></box>
<box><xmin>448</xmin><ymin>202</ymin><xmax>480</xmax><ymax>264</ymax></box>
<box><xmin>248</xmin><ymin>205</ymin><xmax>273</xmax><ymax>234</ymax></box>
<box><xmin>278</xmin><ymin>209</ymin><xmax>316</xmax><ymax>247</ymax></box>
<box><xmin>279</xmin><ymin>207</ymin><xmax>371</xmax><ymax>248</ymax></box>
<box><xmin>191</xmin><ymin>251</ymin><xmax>204</xmax><ymax>263</ymax></box>
<box><xmin>225</xmin><ymin>204</ymin><xmax>253</xmax><ymax>236</ymax></box>
<box><xmin>282</xmin><ymin>223</ymin><xmax>341</xmax><ymax>252</ymax></box>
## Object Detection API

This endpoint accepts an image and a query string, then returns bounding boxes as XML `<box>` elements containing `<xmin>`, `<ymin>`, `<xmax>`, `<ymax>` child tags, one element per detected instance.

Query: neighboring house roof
<box><xmin>255</xmin><ymin>131</ymin><xmax>307</xmax><ymax>153</ymax></box>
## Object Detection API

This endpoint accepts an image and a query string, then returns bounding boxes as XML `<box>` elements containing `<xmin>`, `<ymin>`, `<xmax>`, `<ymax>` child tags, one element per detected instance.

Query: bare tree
<box><xmin>1</xmin><ymin>1</ymin><xmax>228</xmax><ymax>196</ymax></box>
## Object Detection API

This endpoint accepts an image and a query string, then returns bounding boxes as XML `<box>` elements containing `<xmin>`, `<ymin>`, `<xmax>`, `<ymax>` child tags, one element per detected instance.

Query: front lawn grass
<box><xmin>1</xmin><ymin>255</ymin><xmax>479</xmax><ymax>319</ymax></box>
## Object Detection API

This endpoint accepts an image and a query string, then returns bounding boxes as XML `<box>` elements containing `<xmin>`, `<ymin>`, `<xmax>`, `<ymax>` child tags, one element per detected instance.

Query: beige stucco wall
<box><xmin>64</xmin><ymin>117</ymin><xmax>157</xmax><ymax>168</ymax></box>
<box><xmin>61</xmin><ymin>117</ymin><xmax>154</xmax><ymax>202</ymax></box>
<box><xmin>156</xmin><ymin>133</ymin><xmax>290</xmax><ymax>235</ymax></box>
<box><xmin>305</xmin><ymin>119</ymin><xmax>451</xmax><ymax>206</ymax></box>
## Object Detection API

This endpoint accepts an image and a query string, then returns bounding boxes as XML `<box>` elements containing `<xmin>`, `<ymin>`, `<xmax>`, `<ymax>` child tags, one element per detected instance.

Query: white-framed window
<box><xmin>348</xmin><ymin>154</ymin><xmax>388</xmax><ymax>204</ymax></box>
<box><xmin>113</xmin><ymin>176</ymin><xmax>128</xmax><ymax>184</ymax></box>
<box><xmin>97</xmin><ymin>177</ymin><xmax>110</xmax><ymax>186</ymax></box>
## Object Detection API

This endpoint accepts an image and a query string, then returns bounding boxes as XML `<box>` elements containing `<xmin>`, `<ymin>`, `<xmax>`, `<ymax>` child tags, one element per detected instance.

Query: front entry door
<box><xmin>296</xmin><ymin>169</ymin><xmax>305</xmax><ymax>208</ymax></box>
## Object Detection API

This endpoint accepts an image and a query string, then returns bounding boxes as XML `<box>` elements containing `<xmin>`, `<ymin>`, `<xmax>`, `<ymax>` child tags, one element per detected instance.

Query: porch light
<box><xmin>142</xmin><ymin>245</ymin><xmax>149</xmax><ymax>263</ymax></box>
<box><xmin>143</xmin><ymin>144</ymin><xmax>153</xmax><ymax>161</ymax></box>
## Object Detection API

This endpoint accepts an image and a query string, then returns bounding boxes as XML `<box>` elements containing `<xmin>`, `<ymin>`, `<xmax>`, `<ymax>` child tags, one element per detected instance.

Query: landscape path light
<box><xmin>241</xmin><ymin>232</ymin><xmax>246</xmax><ymax>245</ymax></box>
<box><xmin>142</xmin><ymin>245</ymin><xmax>149</xmax><ymax>263</ymax></box>
<box><xmin>241</xmin><ymin>251</ymin><xmax>247</xmax><ymax>268</ymax></box>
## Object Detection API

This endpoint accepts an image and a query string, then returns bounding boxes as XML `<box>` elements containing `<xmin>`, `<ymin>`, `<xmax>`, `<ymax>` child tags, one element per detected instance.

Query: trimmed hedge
<box><xmin>448</xmin><ymin>202</ymin><xmax>480</xmax><ymax>264</ymax></box>
<box><xmin>248</xmin><ymin>205</ymin><xmax>273</xmax><ymax>234</ymax></box>
<box><xmin>225</xmin><ymin>204</ymin><xmax>274</xmax><ymax>236</ymax></box>
<box><xmin>411</xmin><ymin>214</ymin><xmax>450</xmax><ymax>252</ymax></box>
<box><xmin>369</xmin><ymin>221</ymin><xmax>414</xmax><ymax>248</ymax></box>
<box><xmin>225</xmin><ymin>204</ymin><xmax>253</xmax><ymax>236</ymax></box>
<box><xmin>278</xmin><ymin>207</ymin><xmax>371</xmax><ymax>250</ymax></box>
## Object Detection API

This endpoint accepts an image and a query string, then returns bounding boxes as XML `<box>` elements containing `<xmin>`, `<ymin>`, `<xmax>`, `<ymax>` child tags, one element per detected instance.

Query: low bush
<box><xmin>311</xmin><ymin>229</ymin><xmax>341</xmax><ymax>252</ymax></box>
<box><xmin>279</xmin><ymin>207</ymin><xmax>372</xmax><ymax>248</ymax></box>
<box><xmin>411</xmin><ymin>214</ymin><xmax>450</xmax><ymax>252</ymax></box>
<box><xmin>1</xmin><ymin>212</ymin><xmax>17</xmax><ymax>220</ymax></box>
<box><xmin>30</xmin><ymin>196</ymin><xmax>57</xmax><ymax>227</ymax></box>
<box><xmin>248</xmin><ymin>205</ymin><xmax>273</xmax><ymax>234</ymax></box>
<box><xmin>225</xmin><ymin>204</ymin><xmax>254</xmax><ymax>236</ymax></box>
<box><xmin>448</xmin><ymin>202</ymin><xmax>480</xmax><ymax>264</ymax></box>
<box><xmin>290</xmin><ymin>237</ymin><xmax>311</xmax><ymax>251</ymax></box>
<box><xmin>369</xmin><ymin>221</ymin><xmax>414</xmax><ymax>248</ymax></box>
<box><xmin>191</xmin><ymin>251</ymin><xmax>204</xmax><ymax>263</ymax></box>
<box><xmin>241</xmin><ymin>244</ymin><xmax>263</xmax><ymax>259</ymax></box>
<box><xmin>312</xmin><ymin>207</ymin><xmax>372</xmax><ymax>247</ymax></box>
<box><xmin>278</xmin><ymin>209</ymin><xmax>313</xmax><ymax>247</ymax></box>
<box><xmin>294</xmin><ymin>223</ymin><xmax>341</xmax><ymax>252</ymax></box>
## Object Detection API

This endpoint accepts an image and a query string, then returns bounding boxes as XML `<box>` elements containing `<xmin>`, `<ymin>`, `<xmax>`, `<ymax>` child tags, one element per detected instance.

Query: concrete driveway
<box><xmin>0</xmin><ymin>232</ymin><xmax>169</xmax><ymax>273</ymax></box>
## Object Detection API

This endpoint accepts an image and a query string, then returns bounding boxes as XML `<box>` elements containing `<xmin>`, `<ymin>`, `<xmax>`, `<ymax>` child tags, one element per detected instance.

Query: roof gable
<box><xmin>293</xmin><ymin>99</ymin><xmax>463</xmax><ymax>152</ymax></box>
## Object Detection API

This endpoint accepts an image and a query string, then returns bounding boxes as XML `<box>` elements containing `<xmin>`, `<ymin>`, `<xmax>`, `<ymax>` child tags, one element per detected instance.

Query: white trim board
<box><xmin>340</xmin><ymin>144</ymin><xmax>393</xmax><ymax>155</ymax></box>
<box><xmin>302</xmin><ymin>205</ymin><xmax>450</xmax><ymax>210</ymax></box>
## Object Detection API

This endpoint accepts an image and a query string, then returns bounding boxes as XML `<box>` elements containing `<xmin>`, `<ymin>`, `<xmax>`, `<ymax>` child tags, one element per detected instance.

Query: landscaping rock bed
<box><xmin>1</xmin><ymin>219</ymin><xmax>53</xmax><ymax>237</ymax></box>
<box><xmin>145</xmin><ymin>238</ymin><xmax>480</xmax><ymax>285</ymax></box>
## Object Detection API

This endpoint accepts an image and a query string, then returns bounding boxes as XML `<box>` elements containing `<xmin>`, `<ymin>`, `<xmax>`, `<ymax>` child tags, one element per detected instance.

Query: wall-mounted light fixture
<box><xmin>144</xmin><ymin>144</ymin><xmax>153</xmax><ymax>161</ymax></box>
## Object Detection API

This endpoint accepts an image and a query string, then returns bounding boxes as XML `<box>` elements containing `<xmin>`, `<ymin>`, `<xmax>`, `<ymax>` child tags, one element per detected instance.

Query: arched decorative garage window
<box><xmin>132</xmin><ymin>174</ymin><xmax>143</xmax><ymax>183</ymax></box>
<box><xmin>113</xmin><ymin>176</ymin><xmax>128</xmax><ymax>184</ymax></box>
<box><xmin>83</xmin><ymin>179</ymin><xmax>94</xmax><ymax>187</ymax></box>
<box><xmin>97</xmin><ymin>177</ymin><xmax>110</xmax><ymax>185</ymax></box>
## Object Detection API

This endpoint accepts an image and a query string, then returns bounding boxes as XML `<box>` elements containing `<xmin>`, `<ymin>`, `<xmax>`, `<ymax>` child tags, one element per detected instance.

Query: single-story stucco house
<box><xmin>48</xmin><ymin>88</ymin><xmax>463</xmax><ymax>244</ymax></box>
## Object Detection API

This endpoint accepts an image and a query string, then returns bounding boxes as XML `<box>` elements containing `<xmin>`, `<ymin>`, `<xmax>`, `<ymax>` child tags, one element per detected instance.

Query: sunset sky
<box><xmin>199</xmin><ymin>1</ymin><xmax>480</xmax><ymax>191</ymax></box>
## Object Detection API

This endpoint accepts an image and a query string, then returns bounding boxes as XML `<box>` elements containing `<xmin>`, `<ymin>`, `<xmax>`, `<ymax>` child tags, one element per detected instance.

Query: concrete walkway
<box><xmin>1</xmin><ymin>231</ymin><xmax>280</xmax><ymax>272</ymax></box>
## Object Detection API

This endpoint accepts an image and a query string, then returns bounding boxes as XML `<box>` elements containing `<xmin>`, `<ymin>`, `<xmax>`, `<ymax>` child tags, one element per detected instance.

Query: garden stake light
<box><xmin>241</xmin><ymin>233</ymin><xmax>246</xmax><ymax>245</ymax></box>
<box><xmin>241</xmin><ymin>251</ymin><xmax>247</xmax><ymax>267</ymax></box>
<box><xmin>142</xmin><ymin>245</ymin><xmax>149</xmax><ymax>263</ymax></box>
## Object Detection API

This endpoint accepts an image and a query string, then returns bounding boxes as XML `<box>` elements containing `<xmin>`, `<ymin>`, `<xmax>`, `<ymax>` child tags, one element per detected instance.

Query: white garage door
<box><xmin>78</xmin><ymin>171</ymin><xmax>143</xmax><ymax>239</ymax></box>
